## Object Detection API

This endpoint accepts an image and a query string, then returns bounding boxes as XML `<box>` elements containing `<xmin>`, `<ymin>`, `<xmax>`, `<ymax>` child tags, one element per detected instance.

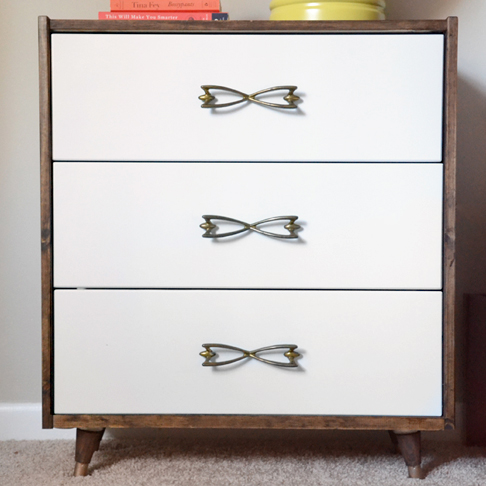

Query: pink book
<box><xmin>99</xmin><ymin>11</ymin><xmax>228</xmax><ymax>20</ymax></box>
<box><xmin>110</xmin><ymin>0</ymin><xmax>221</xmax><ymax>11</ymax></box>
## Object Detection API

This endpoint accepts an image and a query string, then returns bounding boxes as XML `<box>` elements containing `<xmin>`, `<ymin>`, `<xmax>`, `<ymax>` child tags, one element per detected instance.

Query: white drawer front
<box><xmin>53</xmin><ymin>162</ymin><xmax>443</xmax><ymax>290</ymax></box>
<box><xmin>54</xmin><ymin>289</ymin><xmax>443</xmax><ymax>416</ymax></box>
<box><xmin>51</xmin><ymin>33</ymin><xmax>444</xmax><ymax>162</ymax></box>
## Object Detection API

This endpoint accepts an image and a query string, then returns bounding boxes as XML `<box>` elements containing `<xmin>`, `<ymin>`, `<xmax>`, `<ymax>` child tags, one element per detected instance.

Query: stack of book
<box><xmin>99</xmin><ymin>1</ymin><xmax>229</xmax><ymax>21</ymax></box>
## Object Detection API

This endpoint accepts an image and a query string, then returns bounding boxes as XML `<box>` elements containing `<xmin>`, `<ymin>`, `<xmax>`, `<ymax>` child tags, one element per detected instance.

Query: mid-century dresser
<box><xmin>39</xmin><ymin>16</ymin><xmax>457</xmax><ymax>478</ymax></box>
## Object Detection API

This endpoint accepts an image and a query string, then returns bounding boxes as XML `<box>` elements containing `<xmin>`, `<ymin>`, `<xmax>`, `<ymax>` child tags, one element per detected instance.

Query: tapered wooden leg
<box><xmin>74</xmin><ymin>428</ymin><xmax>105</xmax><ymax>477</ymax></box>
<box><xmin>388</xmin><ymin>430</ymin><xmax>399</xmax><ymax>452</ymax></box>
<box><xmin>391</xmin><ymin>430</ymin><xmax>423</xmax><ymax>479</ymax></box>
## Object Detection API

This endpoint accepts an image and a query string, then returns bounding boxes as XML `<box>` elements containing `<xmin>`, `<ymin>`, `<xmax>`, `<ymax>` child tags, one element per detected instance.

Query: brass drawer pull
<box><xmin>200</xmin><ymin>215</ymin><xmax>301</xmax><ymax>239</ymax></box>
<box><xmin>200</xmin><ymin>344</ymin><xmax>300</xmax><ymax>368</ymax></box>
<box><xmin>199</xmin><ymin>85</ymin><xmax>300</xmax><ymax>109</ymax></box>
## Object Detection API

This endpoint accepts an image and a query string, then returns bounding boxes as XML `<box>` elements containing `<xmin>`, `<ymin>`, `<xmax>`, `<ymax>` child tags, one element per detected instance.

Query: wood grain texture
<box><xmin>74</xmin><ymin>428</ymin><xmax>105</xmax><ymax>476</ymax></box>
<box><xmin>393</xmin><ymin>431</ymin><xmax>423</xmax><ymax>478</ymax></box>
<box><xmin>393</xmin><ymin>431</ymin><xmax>421</xmax><ymax>467</ymax></box>
<box><xmin>47</xmin><ymin>19</ymin><xmax>449</xmax><ymax>34</ymax></box>
<box><xmin>53</xmin><ymin>414</ymin><xmax>446</xmax><ymax>431</ymax></box>
<box><xmin>38</xmin><ymin>16</ymin><xmax>54</xmax><ymax>429</ymax></box>
<box><xmin>75</xmin><ymin>429</ymin><xmax>105</xmax><ymax>464</ymax></box>
<box><xmin>442</xmin><ymin>16</ymin><xmax>458</xmax><ymax>429</ymax></box>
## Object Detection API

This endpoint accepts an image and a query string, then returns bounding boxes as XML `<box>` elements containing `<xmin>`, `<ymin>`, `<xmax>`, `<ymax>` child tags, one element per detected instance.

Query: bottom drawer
<box><xmin>54</xmin><ymin>290</ymin><xmax>442</xmax><ymax>416</ymax></box>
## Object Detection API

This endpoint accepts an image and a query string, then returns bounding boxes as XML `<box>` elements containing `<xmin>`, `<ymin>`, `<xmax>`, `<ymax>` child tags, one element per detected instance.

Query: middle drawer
<box><xmin>53</xmin><ymin>162</ymin><xmax>443</xmax><ymax>290</ymax></box>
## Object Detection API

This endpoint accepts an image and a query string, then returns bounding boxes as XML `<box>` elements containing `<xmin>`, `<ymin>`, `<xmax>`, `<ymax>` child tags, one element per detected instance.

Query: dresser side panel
<box><xmin>39</xmin><ymin>15</ymin><xmax>54</xmax><ymax>429</ymax></box>
<box><xmin>442</xmin><ymin>16</ymin><xmax>458</xmax><ymax>427</ymax></box>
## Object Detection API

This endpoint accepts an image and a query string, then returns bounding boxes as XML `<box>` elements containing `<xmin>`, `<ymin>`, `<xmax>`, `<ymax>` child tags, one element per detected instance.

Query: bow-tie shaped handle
<box><xmin>200</xmin><ymin>343</ymin><xmax>301</xmax><ymax>368</ymax></box>
<box><xmin>200</xmin><ymin>215</ymin><xmax>301</xmax><ymax>239</ymax></box>
<box><xmin>199</xmin><ymin>85</ymin><xmax>300</xmax><ymax>109</ymax></box>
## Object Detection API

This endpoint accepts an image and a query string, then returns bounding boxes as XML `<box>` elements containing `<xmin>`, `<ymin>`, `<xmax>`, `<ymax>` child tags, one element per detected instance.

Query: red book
<box><xmin>99</xmin><ymin>11</ymin><xmax>228</xmax><ymax>20</ymax></box>
<box><xmin>110</xmin><ymin>0</ymin><xmax>220</xmax><ymax>11</ymax></box>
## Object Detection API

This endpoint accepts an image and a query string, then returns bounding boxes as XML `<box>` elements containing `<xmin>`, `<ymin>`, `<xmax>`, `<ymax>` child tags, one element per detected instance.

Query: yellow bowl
<box><xmin>270</xmin><ymin>0</ymin><xmax>386</xmax><ymax>21</ymax></box>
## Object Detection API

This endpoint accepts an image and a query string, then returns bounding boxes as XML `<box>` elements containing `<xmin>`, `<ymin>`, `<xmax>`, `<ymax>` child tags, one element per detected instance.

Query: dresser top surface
<box><xmin>39</xmin><ymin>16</ymin><xmax>456</xmax><ymax>35</ymax></box>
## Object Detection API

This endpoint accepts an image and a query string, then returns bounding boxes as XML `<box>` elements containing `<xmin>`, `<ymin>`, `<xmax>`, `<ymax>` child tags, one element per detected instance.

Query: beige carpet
<box><xmin>1</xmin><ymin>431</ymin><xmax>485</xmax><ymax>485</ymax></box>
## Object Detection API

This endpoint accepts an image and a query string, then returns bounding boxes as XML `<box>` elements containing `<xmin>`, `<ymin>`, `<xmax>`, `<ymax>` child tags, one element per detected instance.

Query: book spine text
<box><xmin>99</xmin><ymin>11</ymin><xmax>228</xmax><ymax>20</ymax></box>
<box><xmin>110</xmin><ymin>0</ymin><xmax>220</xmax><ymax>11</ymax></box>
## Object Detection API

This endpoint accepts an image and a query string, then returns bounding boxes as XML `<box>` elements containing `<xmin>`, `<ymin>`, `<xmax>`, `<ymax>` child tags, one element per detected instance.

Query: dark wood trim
<box><xmin>47</xmin><ymin>19</ymin><xmax>449</xmax><ymax>34</ymax></box>
<box><xmin>39</xmin><ymin>15</ymin><xmax>54</xmax><ymax>429</ymax></box>
<box><xmin>442</xmin><ymin>16</ymin><xmax>458</xmax><ymax>429</ymax></box>
<box><xmin>53</xmin><ymin>414</ymin><xmax>446</xmax><ymax>431</ymax></box>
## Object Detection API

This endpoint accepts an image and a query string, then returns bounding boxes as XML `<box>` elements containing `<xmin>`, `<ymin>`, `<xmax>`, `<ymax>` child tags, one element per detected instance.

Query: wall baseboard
<box><xmin>0</xmin><ymin>403</ymin><xmax>75</xmax><ymax>440</ymax></box>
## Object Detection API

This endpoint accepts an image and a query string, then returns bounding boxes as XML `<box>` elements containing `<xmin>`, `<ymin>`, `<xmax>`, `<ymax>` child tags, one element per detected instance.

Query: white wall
<box><xmin>0</xmin><ymin>0</ymin><xmax>484</xmax><ymax>438</ymax></box>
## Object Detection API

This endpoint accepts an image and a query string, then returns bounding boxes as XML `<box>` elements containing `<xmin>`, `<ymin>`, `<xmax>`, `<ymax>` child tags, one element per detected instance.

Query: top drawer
<box><xmin>51</xmin><ymin>33</ymin><xmax>444</xmax><ymax>162</ymax></box>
